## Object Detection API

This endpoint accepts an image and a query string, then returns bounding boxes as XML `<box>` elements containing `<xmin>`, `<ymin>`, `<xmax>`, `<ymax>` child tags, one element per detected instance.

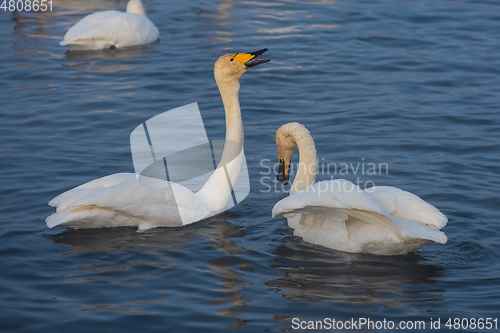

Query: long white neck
<box><xmin>287</xmin><ymin>124</ymin><xmax>317</xmax><ymax>195</ymax></box>
<box><xmin>218</xmin><ymin>81</ymin><xmax>243</xmax><ymax>144</ymax></box>
<box><xmin>195</xmin><ymin>79</ymin><xmax>243</xmax><ymax>211</ymax></box>
<box><xmin>126</xmin><ymin>0</ymin><xmax>146</xmax><ymax>16</ymax></box>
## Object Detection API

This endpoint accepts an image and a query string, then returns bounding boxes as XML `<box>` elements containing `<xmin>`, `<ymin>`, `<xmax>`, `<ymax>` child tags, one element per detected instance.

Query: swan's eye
<box><xmin>230</xmin><ymin>58</ymin><xmax>234</xmax><ymax>62</ymax></box>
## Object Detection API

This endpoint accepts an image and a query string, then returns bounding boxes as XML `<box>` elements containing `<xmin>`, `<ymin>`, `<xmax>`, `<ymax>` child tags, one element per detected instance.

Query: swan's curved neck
<box><xmin>195</xmin><ymin>78</ymin><xmax>243</xmax><ymax>212</ymax></box>
<box><xmin>289</xmin><ymin>125</ymin><xmax>317</xmax><ymax>195</ymax></box>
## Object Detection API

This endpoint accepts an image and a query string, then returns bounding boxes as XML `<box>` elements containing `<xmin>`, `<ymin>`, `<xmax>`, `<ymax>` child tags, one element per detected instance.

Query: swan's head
<box><xmin>275</xmin><ymin>124</ymin><xmax>298</xmax><ymax>185</ymax></box>
<box><xmin>126</xmin><ymin>0</ymin><xmax>146</xmax><ymax>16</ymax></box>
<box><xmin>275</xmin><ymin>122</ymin><xmax>315</xmax><ymax>186</ymax></box>
<box><xmin>214</xmin><ymin>48</ymin><xmax>269</xmax><ymax>84</ymax></box>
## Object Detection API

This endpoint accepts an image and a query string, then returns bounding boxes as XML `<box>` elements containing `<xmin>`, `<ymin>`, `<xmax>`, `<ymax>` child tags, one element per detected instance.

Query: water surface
<box><xmin>1</xmin><ymin>0</ymin><xmax>500</xmax><ymax>332</ymax></box>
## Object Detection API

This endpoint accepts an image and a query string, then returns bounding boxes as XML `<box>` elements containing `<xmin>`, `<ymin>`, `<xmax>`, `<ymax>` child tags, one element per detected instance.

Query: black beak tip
<box><xmin>250</xmin><ymin>48</ymin><xmax>268</xmax><ymax>57</ymax></box>
<box><xmin>276</xmin><ymin>173</ymin><xmax>289</xmax><ymax>185</ymax></box>
<box><xmin>244</xmin><ymin>49</ymin><xmax>270</xmax><ymax>68</ymax></box>
<box><xmin>277</xmin><ymin>159</ymin><xmax>289</xmax><ymax>185</ymax></box>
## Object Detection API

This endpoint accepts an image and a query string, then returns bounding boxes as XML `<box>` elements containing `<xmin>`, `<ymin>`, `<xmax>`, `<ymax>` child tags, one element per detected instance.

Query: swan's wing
<box><xmin>49</xmin><ymin>173</ymin><xmax>137</xmax><ymax>212</ymax></box>
<box><xmin>61</xmin><ymin>11</ymin><xmax>122</xmax><ymax>47</ymax></box>
<box><xmin>392</xmin><ymin>217</ymin><xmax>447</xmax><ymax>244</ymax></box>
<box><xmin>272</xmin><ymin>179</ymin><xmax>447</xmax><ymax>245</ymax></box>
<box><xmin>47</xmin><ymin>175</ymin><xmax>210</xmax><ymax>229</ymax></box>
<box><xmin>344</xmin><ymin>209</ymin><xmax>446</xmax><ymax>244</ymax></box>
<box><xmin>272</xmin><ymin>180</ymin><xmax>392</xmax><ymax>219</ymax></box>
<box><xmin>366</xmin><ymin>186</ymin><xmax>448</xmax><ymax>230</ymax></box>
<box><xmin>272</xmin><ymin>180</ymin><xmax>403</xmax><ymax>239</ymax></box>
<box><xmin>61</xmin><ymin>11</ymin><xmax>159</xmax><ymax>48</ymax></box>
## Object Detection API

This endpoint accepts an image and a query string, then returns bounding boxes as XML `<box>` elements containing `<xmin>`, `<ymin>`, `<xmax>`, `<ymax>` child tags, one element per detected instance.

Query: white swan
<box><xmin>46</xmin><ymin>49</ymin><xmax>270</xmax><ymax>230</ymax></box>
<box><xmin>60</xmin><ymin>0</ymin><xmax>159</xmax><ymax>50</ymax></box>
<box><xmin>271</xmin><ymin>122</ymin><xmax>448</xmax><ymax>255</ymax></box>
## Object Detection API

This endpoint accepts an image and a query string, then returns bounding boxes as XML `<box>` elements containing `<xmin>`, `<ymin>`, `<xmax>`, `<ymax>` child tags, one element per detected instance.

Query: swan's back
<box><xmin>60</xmin><ymin>10</ymin><xmax>159</xmax><ymax>50</ymax></box>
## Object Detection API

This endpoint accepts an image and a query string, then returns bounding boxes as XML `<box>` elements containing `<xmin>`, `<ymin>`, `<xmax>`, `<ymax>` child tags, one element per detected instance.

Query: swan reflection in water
<box><xmin>50</xmin><ymin>212</ymin><xmax>252</xmax><ymax>328</ymax></box>
<box><xmin>267</xmin><ymin>236</ymin><xmax>446</xmax><ymax>311</ymax></box>
<box><xmin>50</xmin><ymin>212</ymin><xmax>253</xmax><ymax>257</ymax></box>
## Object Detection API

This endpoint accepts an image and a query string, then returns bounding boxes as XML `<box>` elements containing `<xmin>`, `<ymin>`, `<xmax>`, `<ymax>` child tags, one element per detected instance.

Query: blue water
<box><xmin>1</xmin><ymin>0</ymin><xmax>500</xmax><ymax>332</ymax></box>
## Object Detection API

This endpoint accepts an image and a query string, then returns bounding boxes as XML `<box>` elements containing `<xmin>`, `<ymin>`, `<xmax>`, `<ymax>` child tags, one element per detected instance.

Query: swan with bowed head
<box><xmin>272</xmin><ymin>122</ymin><xmax>448</xmax><ymax>255</ymax></box>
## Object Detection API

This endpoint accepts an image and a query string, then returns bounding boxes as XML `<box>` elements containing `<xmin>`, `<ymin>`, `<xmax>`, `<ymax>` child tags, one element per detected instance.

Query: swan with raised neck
<box><xmin>45</xmin><ymin>49</ymin><xmax>269</xmax><ymax>230</ymax></box>
<box><xmin>194</xmin><ymin>49</ymin><xmax>271</xmax><ymax>211</ymax></box>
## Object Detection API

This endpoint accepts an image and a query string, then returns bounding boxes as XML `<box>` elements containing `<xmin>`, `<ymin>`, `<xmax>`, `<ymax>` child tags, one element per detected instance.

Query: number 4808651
<box><xmin>445</xmin><ymin>318</ymin><xmax>497</xmax><ymax>330</ymax></box>
<box><xmin>1</xmin><ymin>0</ymin><xmax>53</xmax><ymax>11</ymax></box>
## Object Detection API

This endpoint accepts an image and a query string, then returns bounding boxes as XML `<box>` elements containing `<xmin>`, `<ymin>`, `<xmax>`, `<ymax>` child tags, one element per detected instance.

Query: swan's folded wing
<box><xmin>272</xmin><ymin>180</ymin><xmax>391</xmax><ymax>218</ymax></box>
<box><xmin>61</xmin><ymin>11</ymin><xmax>120</xmax><ymax>45</ymax></box>
<box><xmin>49</xmin><ymin>173</ymin><xmax>137</xmax><ymax>212</ymax></box>
<box><xmin>366</xmin><ymin>186</ymin><xmax>448</xmax><ymax>230</ymax></box>
<box><xmin>392</xmin><ymin>217</ymin><xmax>447</xmax><ymax>244</ymax></box>
<box><xmin>47</xmin><ymin>176</ymin><xmax>210</xmax><ymax>228</ymax></box>
<box><xmin>272</xmin><ymin>180</ymin><xmax>406</xmax><ymax>238</ymax></box>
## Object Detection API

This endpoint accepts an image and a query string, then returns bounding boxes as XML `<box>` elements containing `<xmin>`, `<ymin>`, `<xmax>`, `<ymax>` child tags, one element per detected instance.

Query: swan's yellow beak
<box><xmin>232</xmin><ymin>48</ymin><xmax>270</xmax><ymax>69</ymax></box>
<box><xmin>277</xmin><ymin>156</ymin><xmax>290</xmax><ymax>185</ymax></box>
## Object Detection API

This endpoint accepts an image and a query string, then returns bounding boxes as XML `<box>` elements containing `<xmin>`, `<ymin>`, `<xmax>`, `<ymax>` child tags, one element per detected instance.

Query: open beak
<box><xmin>233</xmin><ymin>48</ymin><xmax>270</xmax><ymax>68</ymax></box>
<box><xmin>277</xmin><ymin>158</ymin><xmax>290</xmax><ymax>185</ymax></box>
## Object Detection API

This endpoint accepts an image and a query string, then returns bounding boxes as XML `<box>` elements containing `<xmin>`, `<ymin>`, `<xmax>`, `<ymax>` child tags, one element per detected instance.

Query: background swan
<box><xmin>46</xmin><ymin>49</ymin><xmax>270</xmax><ymax>230</ymax></box>
<box><xmin>271</xmin><ymin>122</ymin><xmax>448</xmax><ymax>255</ymax></box>
<box><xmin>60</xmin><ymin>0</ymin><xmax>159</xmax><ymax>50</ymax></box>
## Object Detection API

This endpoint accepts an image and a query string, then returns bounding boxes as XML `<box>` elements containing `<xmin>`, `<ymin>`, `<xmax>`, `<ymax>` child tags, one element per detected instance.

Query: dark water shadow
<box><xmin>267</xmin><ymin>237</ymin><xmax>446</xmax><ymax>309</ymax></box>
<box><xmin>50</xmin><ymin>210</ymin><xmax>243</xmax><ymax>255</ymax></box>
